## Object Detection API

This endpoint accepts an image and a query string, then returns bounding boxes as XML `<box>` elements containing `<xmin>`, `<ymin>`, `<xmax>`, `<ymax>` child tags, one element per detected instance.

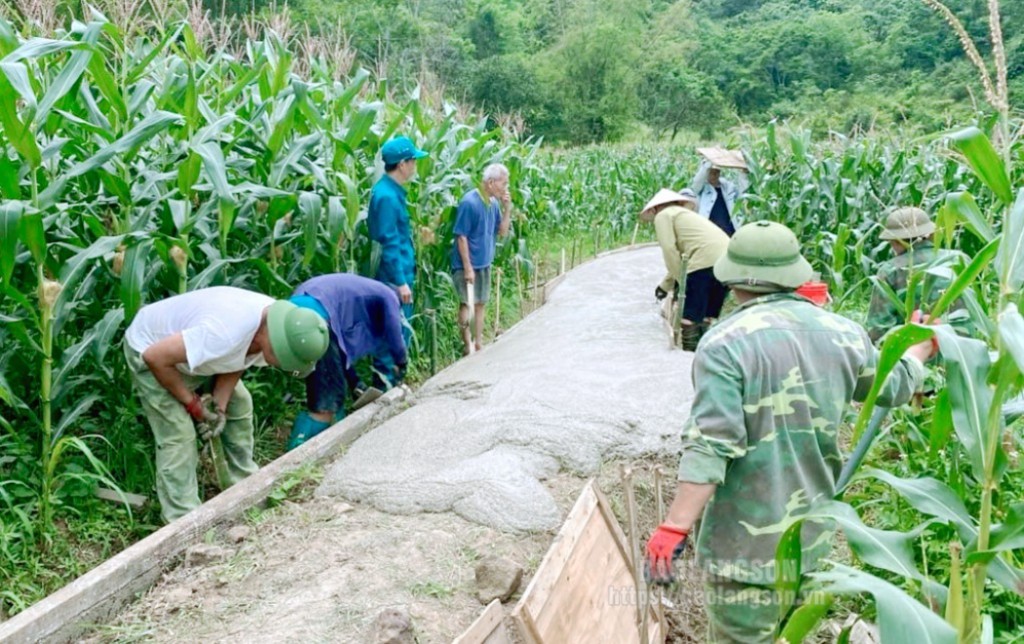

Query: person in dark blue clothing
<box><xmin>368</xmin><ymin>135</ymin><xmax>427</xmax><ymax>384</ymax></box>
<box><xmin>286</xmin><ymin>273</ymin><xmax>408</xmax><ymax>450</ymax></box>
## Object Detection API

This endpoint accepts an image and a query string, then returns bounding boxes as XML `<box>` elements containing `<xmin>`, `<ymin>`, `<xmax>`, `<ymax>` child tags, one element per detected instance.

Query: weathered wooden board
<box><xmin>453</xmin><ymin>599</ymin><xmax>512</xmax><ymax>644</ymax></box>
<box><xmin>0</xmin><ymin>386</ymin><xmax>408</xmax><ymax>644</ymax></box>
<box><xmin>512</xmin><ymin>479</ymin><xmax>662</xmax><ymax>644</ymax></box>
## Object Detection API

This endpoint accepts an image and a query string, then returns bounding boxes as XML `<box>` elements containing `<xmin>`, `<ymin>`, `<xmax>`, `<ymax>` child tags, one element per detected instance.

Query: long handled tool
<box><xmin>836</xmin><ymin>406</ymin><xmax>890</xmax><ymax>494</ymax></box>
<box><xmin>672</xmin><ymin>255</ymin><xmax>689</xmax><ymax>349</ymax></box>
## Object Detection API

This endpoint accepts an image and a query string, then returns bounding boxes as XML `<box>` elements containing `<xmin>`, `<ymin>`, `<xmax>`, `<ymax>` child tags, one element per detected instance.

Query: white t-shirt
<box><xmin>125</xmin><ymin>286</ymin><xmax>274</xmax><ymax>376</ymax></box>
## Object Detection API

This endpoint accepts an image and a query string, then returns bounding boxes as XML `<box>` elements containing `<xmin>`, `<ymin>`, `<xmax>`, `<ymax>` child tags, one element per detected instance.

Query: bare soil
<box><xmin>83</xmin><ymin>463</ymin><xmax>706</xmax><ymax>644</ymax></box>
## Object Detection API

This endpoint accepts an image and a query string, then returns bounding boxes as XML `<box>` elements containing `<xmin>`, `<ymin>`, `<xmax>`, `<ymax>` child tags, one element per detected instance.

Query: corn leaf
<box><xmin>949</xmin><ymin>127</ymin><xmax>1013</xmax><ymax>205</ymax></box>
<box><xmin>0</xmin><ymin>201</ymin><xmax>24</xmax><ymax>285</ymax></box>
<box><xmin>0</xmin><ymin>61</ymin><xmax>37</xmax><ymax>110</ymax></box>
<box><xmin>809</xmin><ymin>564</ymin><xmax>956</xmax><ymax>643</ymax></box>
<box><xmin>851</xmin><ymin>323</ymin><xmax>934</xmax><ymax>444</ymax></box>
<box><xmin>777</xmin><ymin>592</ymin><xmax>833</xmax><ymax>644</ymax></box>
<box><xmin>193</xmin><ymin>141</ymin><xmax>233</xmax><ymax>201</ymax></box>
<box><xmin>52</xmin><ymin>393</ymin><xmax>100</xmax><ymax>441</ymax></box>
<box><xmin>934</xmin><ymin>326</ymin><xmax>993</xmax><ymax>478</ymax></box>
<box><xmin>999</xmin><ymin>304</ymin><xmax>1024</xmax><ymax>375</ymax></box>
<box><xmin>810</xmin><ymin>500</ymin><xmax>930</xmax><ymax>581</ymax></box>
<box><xmin>344</xmin><ymin>101</ymin><xmax>382</xmax><ymax>151</ymax></box>
<box><xmin>39</xmin><ymin>110</ymin><xmax>182</xmax><ymax>205</ymax></box>
<box><xmin>926</xmin><ymin>236</ymin><xmax>999</xmax><ymax>323</ymax></box>
<box><xmin>942</xmin><ymin>191</ymin><xmax>995</xmax><ymax>243</ymax></box>
<box><xmin>18</xmin><ymin>211</ymin><xmax>46</xmax><ymax>264</ymax></box>
<box><xmin>34</xmin><ymin>23</ymin><xmax>101</xmax><ymax>128</ymax></box>
<box><xmin>1000</xmin><ymin>188</ymin><xmax>1024</xmax><ymax>294</ymax></box>
<box><xmin>862</xmin><ymin>468</ymin><xmax>973</xmax><ymax>537</ymax></box>
<box><xmin>90</xmin><ymin>307</ymin><xmax>124</xmax><ymax>366</ymax></box>
<box><xmin>928</xmin><ymin>388</ymin><xmax>955</xmax><ymax>459</ymax></box>
<box><xmin>0</xmin><ymin>70</ymin><xmax>42</xmax><ymax>167</ymax></box>
<box><xmin>299</xmin><ymin>191</ymin><xmax>322</xmax><ymax>268</ymax></box>
<box><xmin>985</xmin><ymin>503</ymin><xmax>1024</xmax><ymax>553</ymax></box>
<box><xmin>775</xmin><ymin>520</ymin><xmax>803</xmax><ymax>624</ymax></box>
<box><xmin>120</xmin><ymin>241</ymin><xmax>148</xmax><ymax>320</ymax></box>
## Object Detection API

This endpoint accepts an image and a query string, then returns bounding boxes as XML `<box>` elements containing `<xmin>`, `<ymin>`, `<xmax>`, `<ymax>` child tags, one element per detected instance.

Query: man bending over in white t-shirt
<box><xmin>123</xmin><ymin>286</ymin><xmax>329</xmax><ymax>523</ymax></box>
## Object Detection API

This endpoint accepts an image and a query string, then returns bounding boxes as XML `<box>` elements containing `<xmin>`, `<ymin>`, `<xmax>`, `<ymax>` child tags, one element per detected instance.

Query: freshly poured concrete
<box><xmin>317</xmin><ymin>246</ymin><xmax>695</xmax><ymax>532</ymax></box>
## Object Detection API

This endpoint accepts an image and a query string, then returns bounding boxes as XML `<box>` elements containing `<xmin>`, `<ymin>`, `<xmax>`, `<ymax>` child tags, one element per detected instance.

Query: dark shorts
<box><xmin>682</xmin><ymin>267</ymin><xmax>727</xmax><ymax>322</ymax></box>
<box><xmin>454</xmin><ymin>267</ymin><xmax>492</xmax><ymax>304</ymax></box>
<box><xmin>306</xmin><ymin>332</ymin><xmax>349</xmax><ymax>413</ymax></box>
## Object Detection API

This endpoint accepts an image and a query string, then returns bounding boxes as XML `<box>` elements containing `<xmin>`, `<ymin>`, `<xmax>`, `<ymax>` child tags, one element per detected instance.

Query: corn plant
<box><xmin>770</xmin><ymin>123</ymin><xmax>1024</xmax><ymax>643</ymax></box>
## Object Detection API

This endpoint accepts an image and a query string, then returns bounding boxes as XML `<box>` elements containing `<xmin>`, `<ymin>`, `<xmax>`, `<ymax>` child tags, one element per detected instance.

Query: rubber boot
<box><xmin>286</xmin><ymin>411</ymin><xmax>331</xmax><ymax>451</ymax></box>
<box><xmin>681</xmin><ymin>323</ymin><xmax>704</xmax><ymax>352</ymax></box>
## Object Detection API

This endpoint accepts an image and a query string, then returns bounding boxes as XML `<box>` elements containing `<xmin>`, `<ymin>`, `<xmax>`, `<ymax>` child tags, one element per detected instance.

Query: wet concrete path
<box><xmin>318</xmin><ymin>245</ymin><xmax>695</xmax><ymax>531</ymax></box>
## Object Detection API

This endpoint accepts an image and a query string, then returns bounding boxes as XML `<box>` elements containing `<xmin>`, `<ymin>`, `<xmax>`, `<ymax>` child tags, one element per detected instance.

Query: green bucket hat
<box><xmin>714</xmin><ymin>221</ymin><xmax>813</xmax><ymax>292</ymax></box>
<box><xmin>879</xmin><ymin>206</ymin><xmax>935</xmax><ymax>241</ymax></box>
<box><xmin>266</xmin><ymin>300</ymin><xmax>329</xmax><ymax>375</ymax></box>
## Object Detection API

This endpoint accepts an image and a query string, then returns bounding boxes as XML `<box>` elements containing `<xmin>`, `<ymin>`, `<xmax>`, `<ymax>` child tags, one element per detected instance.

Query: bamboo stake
<box><xmin>493</xmin><ymin>268</ymin><xmax>502</xmax><ymax>336</ymax></box>
<box><xmin>652</xmin><ymin>465</ymin><xmax>668</xmax><ymax>636</ymax></box>
<box><xmin>515</xmin><ymin>257</ymin><xmax>525</xmax><ymax>318</ymax></box>
<box><xmin>560</xmin><ymin>248</ymin><xmax>566</xmax><ymax>275</ymax></box>
<box><xmin>533</xmin><ymin>260</ymin><xmax>540</xmax><ymax>310</ymax></box>
<box><xmin>428</xmin><ymin>308</ymin><xmax>438</xmax><ymax>375</ymax></box>
<box><xmin>630</xmin><ymin>221</ymin><xmax>639</xmax><ymax>246</ymax></box>
<box><xmin>467</xmin><ymin>279</ymin><xmax>476</xmax><ymax>355</ymax></box>
<box><xmin>621</xmin><ymin>465</ymin><xmax>650</xmax><ymax>644</ymax></box>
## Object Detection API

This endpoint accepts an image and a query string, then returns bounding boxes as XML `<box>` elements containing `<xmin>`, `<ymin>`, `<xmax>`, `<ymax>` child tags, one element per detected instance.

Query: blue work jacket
<box><xmin>368</xmin><ymin>174</ymin><xmax>415</xmax><ymax>288</ymax></box>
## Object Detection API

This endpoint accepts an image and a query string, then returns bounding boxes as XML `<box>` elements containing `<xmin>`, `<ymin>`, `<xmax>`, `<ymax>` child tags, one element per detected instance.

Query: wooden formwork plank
<box><xmin>512</xmin><ymin>479</ymin><xmax>663</xmax><ymax>644</ymax></box>
<box><xmin>0</xmin><ymin>386</ymin><xmax>408</xmax><ymax>644</ymax></box>
<box><xmin>453</xmin><ymin>599</ymin><xmax>512</xmax><ymax>644</ymax></box>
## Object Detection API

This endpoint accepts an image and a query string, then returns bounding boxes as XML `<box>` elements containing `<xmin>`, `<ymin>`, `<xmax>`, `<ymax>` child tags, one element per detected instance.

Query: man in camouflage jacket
<box><xmin>866</xmin><ymin>206</ymin><xmax>971</xmax><ymax>343</ymax></box>
<box><xmin>644</xmin><ymin>221</ymin><xmax>936</xmax><ymax>642</ymax></box>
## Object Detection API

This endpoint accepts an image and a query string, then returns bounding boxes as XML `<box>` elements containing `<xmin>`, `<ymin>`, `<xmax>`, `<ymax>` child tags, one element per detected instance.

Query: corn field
<box><xmin>2</xmin><ymin>4</ymin><xmax>1024</xmax><ymax>643</ymax></box>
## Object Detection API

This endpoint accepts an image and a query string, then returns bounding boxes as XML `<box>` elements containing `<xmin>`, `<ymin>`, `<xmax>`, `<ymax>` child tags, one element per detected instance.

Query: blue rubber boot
<box><xmin>286</xmin><ymin>412</ymin><xmax>331</xmax><ymax>451</ymax></box>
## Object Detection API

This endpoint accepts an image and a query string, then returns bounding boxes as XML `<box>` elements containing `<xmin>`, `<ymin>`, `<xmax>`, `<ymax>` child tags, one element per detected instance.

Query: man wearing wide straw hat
<box><xmin>124</xmin><ymin>287</ymin><xmax>330</xmax><ymax>523</ymax></box>
<box><xmin>866</xmin><ymin>206</ymin><xmax>970</xmax><ymax>343</ymax></box>
<box><xmin>644</xmin><ymin>221</ymin><xmax>935</xmax><ymax>641</ymax></box>
<box><xmin>640</xmin><ymin>188</ymin><xmax>730</xmax><ymax>350</ymax></box>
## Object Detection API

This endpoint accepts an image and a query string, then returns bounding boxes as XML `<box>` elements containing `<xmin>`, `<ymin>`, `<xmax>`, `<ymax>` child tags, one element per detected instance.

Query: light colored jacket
<box><xmin>690</xmin><ymin>161</ymin><xmax>749</xmax><ymax>221</ymax></box>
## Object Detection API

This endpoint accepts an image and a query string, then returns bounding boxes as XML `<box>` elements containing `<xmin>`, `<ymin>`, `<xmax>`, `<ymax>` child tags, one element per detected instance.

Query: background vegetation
<box><xmin>191</xmin><ymin>0</ymin><xmax>1024</xmax><ymax>143</ymax></box>
<box><xmin>1</xmin><ymin>0</ymin><xmax>1024</xmax><ymax>642</ymax></box>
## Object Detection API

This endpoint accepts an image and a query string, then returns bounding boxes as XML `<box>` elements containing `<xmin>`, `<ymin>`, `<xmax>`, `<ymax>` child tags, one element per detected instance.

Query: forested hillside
<box><xmin>201</xmin><ymin>0</ymin><xmax>1023</xmax><ymax>142</ymax></box>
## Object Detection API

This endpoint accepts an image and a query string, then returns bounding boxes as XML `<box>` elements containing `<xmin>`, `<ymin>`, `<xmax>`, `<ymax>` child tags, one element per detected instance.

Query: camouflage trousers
<box><xmin>704</xmin><ymin>579</ymin><xmax>781</xmax><ymax>643</ymax></box>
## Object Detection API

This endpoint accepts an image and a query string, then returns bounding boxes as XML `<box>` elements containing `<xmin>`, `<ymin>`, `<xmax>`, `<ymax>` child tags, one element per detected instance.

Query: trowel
<box><xmin>352</xmin><ymin>386</ymin><xmax>384</xmax><ymax>411</ymax></box>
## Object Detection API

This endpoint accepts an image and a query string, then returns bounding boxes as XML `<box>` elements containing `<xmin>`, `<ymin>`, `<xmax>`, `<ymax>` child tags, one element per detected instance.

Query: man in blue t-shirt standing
<box><xmin>451</xmin><ymin>163</ymin><xmax>512</xmax><ymax>354</ymax></box>
<box><xmin>368</xmin><ymin>135</ymin><xmax>427</xmax><ymax>385</ymax></box>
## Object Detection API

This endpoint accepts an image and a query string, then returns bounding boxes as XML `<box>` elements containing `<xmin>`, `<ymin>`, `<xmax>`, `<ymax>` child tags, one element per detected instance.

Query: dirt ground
<box><xmin>82</xmin><ymin>462</ymin><xmax>705</xmax><ymax>644</ymax></box>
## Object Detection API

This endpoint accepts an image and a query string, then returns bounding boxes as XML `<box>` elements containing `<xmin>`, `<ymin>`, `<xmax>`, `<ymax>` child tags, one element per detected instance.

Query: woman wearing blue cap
<box><xmin>368</xmin><ymin>135</ymin><xmax>428</xmax><ymax>382</ymax></box>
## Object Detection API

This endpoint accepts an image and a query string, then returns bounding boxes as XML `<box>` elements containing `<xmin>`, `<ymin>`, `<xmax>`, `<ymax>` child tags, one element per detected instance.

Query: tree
<box><xmin>640</xmin><ymin>60</ymin><xmax>731</xmax><ymax>139</ymax></box>
<box><xmin>544</xmin><ymin>22</ymin><xmax>639</xmax><ymax>143</ymax></box>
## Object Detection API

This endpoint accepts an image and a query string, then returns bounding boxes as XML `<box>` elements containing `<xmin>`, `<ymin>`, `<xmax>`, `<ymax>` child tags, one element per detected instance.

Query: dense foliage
<box><xmin>188</xmin><ymin>0</ymin><xmax>1024</xmax><ymax>143</ymax></box>
<box><xmin>2</xmin><ymin>2</ymin><xmax>1024</xmax><ymax>643</ymax></box>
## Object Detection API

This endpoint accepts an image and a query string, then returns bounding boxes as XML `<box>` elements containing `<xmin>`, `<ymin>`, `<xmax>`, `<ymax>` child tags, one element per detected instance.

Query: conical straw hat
<box><xmin>640</xmin><ymin>189</ymin><xmax>690</xmax><ymax>219</ymax></box>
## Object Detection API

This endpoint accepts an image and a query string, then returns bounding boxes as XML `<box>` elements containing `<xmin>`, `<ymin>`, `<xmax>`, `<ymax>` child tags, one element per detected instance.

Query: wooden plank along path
<box><xmin>0</xmin><ymin>386</ymin><xmax>408</xmax><ymax>644</ymax></box>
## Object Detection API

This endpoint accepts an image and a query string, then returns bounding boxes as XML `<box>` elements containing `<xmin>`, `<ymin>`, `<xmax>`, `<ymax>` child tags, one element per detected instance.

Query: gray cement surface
<box><xmin>317</xmin><ymin>246</ymin><xmax>695</xmax><ymax>532</ymax></box>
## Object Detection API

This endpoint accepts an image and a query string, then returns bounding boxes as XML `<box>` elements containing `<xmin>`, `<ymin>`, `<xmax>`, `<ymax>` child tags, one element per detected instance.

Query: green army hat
<box><xmin>266</xmin><ymin>300</ymin><xmax>329</xmax><ymax>375</ymax></box>
<box><xmin>879</xmin><ymin>206</ymin><xmax>935</xmax><ymax>241</ymax></box>
<box><xmin>714</xmin><ymin>220</ymin><xmax>813</xmax><ymax>292</ymax></box>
